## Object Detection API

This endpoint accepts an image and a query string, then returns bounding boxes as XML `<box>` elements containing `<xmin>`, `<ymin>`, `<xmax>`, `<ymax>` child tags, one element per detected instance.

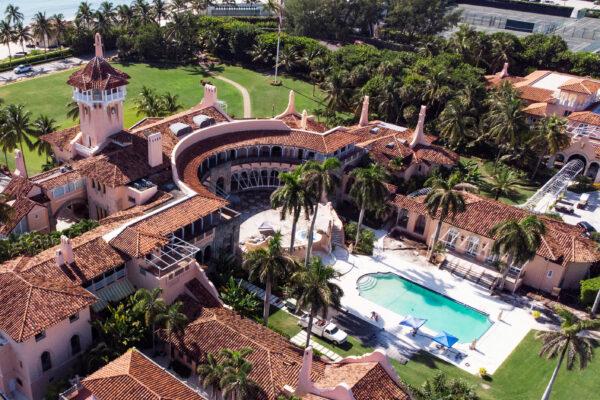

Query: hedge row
<box><xmin>0</xmin><ymin>48</ymin><xmax>73</xmax><ymax>72</ymax></box>
<box><xmin>580</xmin><ymin>276</ymin><xmax>600</xmax><ymax>306</ymax></box>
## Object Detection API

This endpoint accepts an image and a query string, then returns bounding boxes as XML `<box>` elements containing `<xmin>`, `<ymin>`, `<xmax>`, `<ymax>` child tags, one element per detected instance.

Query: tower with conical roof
<box><xmin>67</xmin><ymin>33</ymin><xmax>130</xmax><ymax>152</ymax></box>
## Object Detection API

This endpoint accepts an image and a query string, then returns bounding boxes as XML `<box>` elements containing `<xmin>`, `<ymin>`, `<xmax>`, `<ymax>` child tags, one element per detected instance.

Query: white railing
<box><xmin>73</xmin><ymin>142</ymin><xmax>95</xmax><ymax>157</ymax></box>
<box><xmin>72</xmin><ymin>88</ymin><xmax>126</xmax><ymax>104</ymax></box>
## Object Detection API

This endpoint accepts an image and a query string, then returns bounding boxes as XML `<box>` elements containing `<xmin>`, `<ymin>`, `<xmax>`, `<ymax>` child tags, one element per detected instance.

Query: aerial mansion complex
<box><xmin>0</xmin><ymin>34</ymin><xmax>599</xmax><ymax>400</ymax></box>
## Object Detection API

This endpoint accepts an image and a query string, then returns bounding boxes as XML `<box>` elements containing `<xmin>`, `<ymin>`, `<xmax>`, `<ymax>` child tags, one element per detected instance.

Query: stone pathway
<box><xmin>215</xmin><ymin>75</ymin><xmax>252</xmax><ymax>118</ymax></box>
<box><xmin>290</xmin><ymin>330</ymin><xmax>343</xmax><ymax>362</ymax></box>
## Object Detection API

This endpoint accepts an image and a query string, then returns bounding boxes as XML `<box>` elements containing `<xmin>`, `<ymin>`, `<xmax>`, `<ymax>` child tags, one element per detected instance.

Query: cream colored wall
<box><xmin>79</xmin><ymin>101</ymin><xmax>124</xmax><ymax>148</ymax></box>
<box><xmin>0</xmin><ymin>340</ymin><xmax>19</xmax><ymax>398</ymax></box>
<box><xmin>521</xmin><ymin>257</ymin><xmax>564</xmax><ymax>293</ymax></box>
<box><xmin>48</xmin><ymin>187</ymin><xmax>87</xmax><ymax>217</ymax></box>
<box><xmin>561</xmin><ymin>262</ymin><xmax>592</xmax><ymax>289</ymax></box>
<box><xmin>3</xmin><ymin>307</ymin><xmax>92</xmax><ymax>400</ymax></box>
<box><xmin>26</xmin><ymin>205</ymin><xmax>50</xmax><ymax>233</ymax></box>
<box><xmin>87</xmin><ymin>182</ymin><xmax>128</xmax><ymax>219</ymax></box>
<box><xmin>126</xmin><ymin>185</ymin><xmax>158</xmax><ymax>206</ymax></box>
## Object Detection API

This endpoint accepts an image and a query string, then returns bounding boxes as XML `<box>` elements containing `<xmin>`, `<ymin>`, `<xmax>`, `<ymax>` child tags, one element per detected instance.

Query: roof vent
<box><xmin>193</xmin><ymin>115</ymin><xmax>216</xmax><ymax>129</ymax></box>
<box><xmin>385</xmin><ymin>142</ymin><xmax>395</xmax><ymax>149</ymax></box>
<box><xmin>370</xmin><ymin>127</ymin><xmax>380</xmax><ymax>134</ymax></box>
<box><xmin>169</xmin><ymin>122</ymin><xmax>192</xmax><ymax>137</ymax></box>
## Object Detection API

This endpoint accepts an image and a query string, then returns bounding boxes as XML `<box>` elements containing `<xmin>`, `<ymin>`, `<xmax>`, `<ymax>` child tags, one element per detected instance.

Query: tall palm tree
<box><xmin>170</xmin><ymin>0</ymin><xmax>188</xmax><ymax>14</ymax></box>
<box><xmin>160</xmin><ymin>92</ymin><xmax>182</xmax><ymax>115</ymax></box>
<box><xmin>76</xmin><ymin>2</ymin><xmax>94</xmax><ymax>29</ymax></box>
<box><xmin>14</xmin><ymin>23</ymin><xmax>32</xmax><ymax>55</ymax></box>
<box><xmin>243</xmin><ymin>232</ymin><xmax>296</xmax><ymax>325</ymax></box>
<box><xmin>323</xmin><ymin>70</ymin><xmax>351</xmax><ymax>113</ymax></box>
<box><xmin>116</xmin><ymin>4</ymin><xmax>135</xmax><ymax>28</ymax></box>
<box><xmin>488</xmin><ymin>166</ymin><xmax>522</xmax><ymax>201</ymax></box>
<box><xmin>94</xmin><ymin>11</ymin><xmax>113</xmax><ymax>37</ymax></box>
<box><xmin>0</xmin><ymin>107</ymin><xmax>14</xmax><ymax>167</ymax></box>
<box><xmin>270</xmin><ymin>167</ymin><xmax>313</xmax><ymax>252</ymax></box>
<box><xmin>489</xmin><ymin>215</ymin><xmax>546</xmax><ymax>290</ymax></box>
<box><xmin>536</xmin><ymin>308</ymin><xmax>600</xmax><ymax>400</ymax></box>
<box><xmin>31</xmin><ymin>12</ymin><xmax>52</xmax><ymax>56</ymax></box>
<box><xmin>133</xmin><ymin>0</ymin><xmax>153</xmax><ymax>25</ymax></box>
<box><xmin>438</xmin><ymin>99</ymin><xmax>476</xmax><ymax>150</ymax></box>
<box><xmin>528</xmin><ymin>115</ymin><xmax>570</xmax><ymax>179</ymax></box>
<box><xmin>152</xmin><ymin>0</ymin><xmax>168</xmax><ymax>25</ymax></box>
<box><xmin>135</xmin><ymin>86</ymin><xmax>162</xmax><ymax>117</ymax></box>
<box><xmin>219</xmin><ymin>348</ymin><xmax>257</xmax><ymax>400</ymax></box>
<box><xmin>4</xmin><ymin>104</ymin><xmax>33</xmax><ymax>173</ymax></box>
<box><xmin>133</xmin><ymin>287</ymin><xmax>167</xmax><ymax>355</ymax></box>
<box><xmin>301</xmin><ymin>158</ymin><xmax>341</xmax><ymax>266</ymax></box>
<box><xmin>425</xmin><ymin>174</ymin><xmax>466</xmax><ymax>262</ymax></box>
<box><xmin>30</xmin><ymin>115</ymin><xmax>57</xmax><ymax>162</ymax></box>
<box><xmin>292</xmin><ymin>257</ymin><xmax>343</xmax><ymax>348</ymax></box>
<box><xmin>348</xmin><ymin>163</ymin><xmax>389</xmax><ymax>249</ymax></box>
<box><xmin>0</xmin><ymin>21</ymin><xmax>15</xmax><ymax>66</ymax></box>
<box><xmin>51</xmin><ymin>14</ymin><xmax>67</xmax><ymax>48</ymax></box>
<box><xmin>156</xmin><ymin>301</ymin><xmax>188</xmax><ymax>350</ymax></box>
<box><xmin>5</xmin><ymin>5</ymin><xmax>23</xmax><ymax>26</ymax></box>
<box><xmin>99</xmin><ymin>1</ymin><xmax>116</xmax><ymax>24</ymax></box>
<box><xmin>197</xmin><ymin>352</ymin><xmax>224</xmax><ymax>398</ymax></box>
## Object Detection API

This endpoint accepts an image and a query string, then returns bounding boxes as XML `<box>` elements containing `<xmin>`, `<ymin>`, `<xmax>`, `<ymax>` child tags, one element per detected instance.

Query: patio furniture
<box><xmin>399</xmin><ymin>315</ymin><xmax>427</xmax><ymax>336</ymax></box>
<box><xmin>432</xmin><ymin>331</ymin><xmax>459</xmax><ymax>349</ymax></box>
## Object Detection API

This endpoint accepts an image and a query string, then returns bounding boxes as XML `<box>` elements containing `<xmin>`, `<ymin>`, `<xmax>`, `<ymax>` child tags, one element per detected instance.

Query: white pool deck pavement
<box><xmin>332</xmin><ymin>232</ymin><xmax>550</xmax><ymax>375</ymax></box>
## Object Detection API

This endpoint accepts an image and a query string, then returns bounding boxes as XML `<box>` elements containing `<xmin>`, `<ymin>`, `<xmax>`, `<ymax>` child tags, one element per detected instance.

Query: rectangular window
<box><xmin>128</xmin><ymin>196</ymin><xmax>136</xmax><ymax>203</ymax></box>
<box><xmin>69</xmin><ymin>313</ymin><xmax>79</xmax><ymax>323</ymax></box>
<box><xmin>52</xmin><ymin>186</ymin><xmax>65</xmax><ymax>198</ymax></box>
<box><xmin>34</xmin><ymin>331</ymin><xmax>46</xmax><ymax>342</ymax></box>
<box><xmin>547</xmin><ymin>270</ymin><xmax>553</xmax><ymax>278</ymax></box>
<box><xmin>139</xmin><ymin>267</ymin><xmax>146</xmax><ymax>276</ymax></box>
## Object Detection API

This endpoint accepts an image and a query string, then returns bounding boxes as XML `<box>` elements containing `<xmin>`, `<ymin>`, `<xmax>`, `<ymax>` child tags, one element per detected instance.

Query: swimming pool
<box><xmin>357</xmin><ymin>273</ymin><xmax>492</xmax><ymax>343</ymax></box>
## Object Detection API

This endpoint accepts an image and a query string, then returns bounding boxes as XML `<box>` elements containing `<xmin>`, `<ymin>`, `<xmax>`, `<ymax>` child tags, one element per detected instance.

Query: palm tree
<box><xmin>301</xmin><ymin>158</ymin><xmax>341</xmax><ymax>266</ymax></box>
<box><xmin>278</xmin><ymin>46</ymin><xmax>300</xmax><ymax>73</ymax></box>
<box><xmin>30</xmin><ymin>115</ymin><xmax>57</xmax><ymax>162</ymax></box>
<box><xmin>536</xmin><ymin>308</ymin><xmax>600</xmax><ymax>400</ymax></box>
<box><xmin>14</xmin><ymin>23</ymin><xmax>32</xmax><ymax>55</ymax></box>
<box><xmin>156</xmin><ymin>301</ymin><xmax>188</xmax><ymax>351</ymax></box>
<box><xmin>0</xmin><ymin>107</ymin><xmax>14</xmax><ymax>167</ymax></box>
<box><xmin>170</xmin><ymin>0</ymin><xmax>188</xmax><ymax>14</ymax></box>
<box><xmin>4</xmin><ymin>104</ymin><xmax>33</xmax><ymax>173</ymax></box>
<box><xmin>0</xmin><ymin>193</ymin><xmax>14</xmax><ymax>225</ymax></box>
<box><xmin>135</xmin><ymin>86</ymin><xmax>162</xmax><ymax>117</ymax></box>
<box><xmin>219</xmin><ymin>348</ymin><xmax>257</xmax><ymax>400</ymax></box>
<box><xmin>348</xmin><ymin>163</ymin><xmax>389</xmax><ymax>249</ymax></box>
<box><xmin>292</xmin><ymin>257</ymin><xmax>343</xmax><ymax>348</ymax></box>
<box><xmin>0</xmin><ymin>21</ymin><xmax>15</xmax><ymax>67</ymax></box>
<box><xmin>160</xmin><ymin>92</ymin><xmax>182</xmax><ymax>115</ymax></box>
<box><xmin>116</xmin><ymin>4</ymin><xmax>135</xmax><ymax>28</ymax></box>
<box><xmin>5</xmin><ymin>5</ymin><xmax>23</xmax><ymax>26</ymax></box>
<box><xmin>323</xmin><ymin>70</ymin><xmax>351</xmax><ymax>113</ymax></box>
<box><xmin>51</xmin><ymin>14</ymin><xmax>67</xmax><ymax>48</ymax></box>
<box><xmin>528</xmin><ymin>115</ymin><xmax>570</xmax><ymax>179</ymax></box>
<box><xmin>270</xmin><ymin>167</ymin><xmax>313</xmax><ymax>252</ymax></box>
<box><xmin>425</xmin><ymin>174</ymin><xmax>466</xmax><ymax>262</ymax></box>
<box><xmin>197</xmin><ymin>352</ymin><xmax>224</xmax><ymax>398</ymax></box>
<box><xmin>489</xmin><ymin>215</ymin><xmax>546</xmax><ymax>290</ymax></box>
<box><xmin>412</xmin><ymin>372</ymin><xmax>479</xmax><ymax>400</ymax></box>
<box><xmin>66</xmin><ymin>100</ymin><xmax>80</xmax><ymax>121</ymax></box>
<box><xmin>76</xmin><ymin>2</ymin><xmax>94</xmax><ymax>29</ymax></box>
<box><xmin>249</xmin><ymin>42</ymin><xmax>272</xmax><ymax>65</ymax></box>
<box><xmin>99</xmin><ymin>1</ymin><xmax>116</xmax><ymax>24</ymax></box>
<box><xmin>152</xmin><ymin>0</ymin><xmax>168</xmax><ymax>24</ymax></box>
<box><xmin>134</xmin><ymin>0</ymin><xmax>153</xmax><ymax>25</ymax></box>
<box><xmin>243</xmin><ymin>232</ymin><xmax>296</xmax><ymax>325</ymax></box>
<box><xmin>133</xmin><ymin>287</ymin><xmax>167</xmax><ymax>355</ymax></box>
<box><xmin>31</xmin><ymin>12</ymin><xmax>52</xmax><ymax>56</ymax></box>
<box><xmin>438</xmin><ymin>99</ymin><xmax>476</xmax><ymax>149</ymax></box>
<box><xmin>488</xmin><ymin>166</ymin><xmax>522</xmax><ymax>201</ymax></box>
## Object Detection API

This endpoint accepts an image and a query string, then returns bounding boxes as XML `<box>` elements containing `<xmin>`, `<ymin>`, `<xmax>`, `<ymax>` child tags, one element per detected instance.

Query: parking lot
<box><xmin>554</xmin><ymin>190</ymin><xmax>600</xmax><ymax>231</ymax></box>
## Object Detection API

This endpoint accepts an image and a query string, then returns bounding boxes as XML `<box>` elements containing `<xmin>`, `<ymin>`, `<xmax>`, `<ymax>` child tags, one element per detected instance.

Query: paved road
<box><xmin>215</xmin><ymin>75</ymin><xmax>252</xmax><ymax>118</ymax></box>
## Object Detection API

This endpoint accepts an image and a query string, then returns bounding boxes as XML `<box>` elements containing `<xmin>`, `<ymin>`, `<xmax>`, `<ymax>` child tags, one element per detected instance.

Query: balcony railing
<box><xmin>73</xmin><ymin>88</ymin><xmax>126</xmax><ymax>104</ymax></box>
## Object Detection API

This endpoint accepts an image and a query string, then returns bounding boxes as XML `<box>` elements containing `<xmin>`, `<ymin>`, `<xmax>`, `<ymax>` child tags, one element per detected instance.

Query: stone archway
<box><xmin>568</xmin><ymin>154</ymin><xmax>587</xmax><ymax>171</ymax></box>
<box><xmin>54</xmin><ymin>198</ymin><xmax>89</xmax><ymax>230</ymax></box>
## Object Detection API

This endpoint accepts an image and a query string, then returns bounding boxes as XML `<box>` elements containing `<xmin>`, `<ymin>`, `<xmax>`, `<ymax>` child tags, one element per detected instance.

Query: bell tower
<box><xmin>67</xmin><ymin>33</ymin><xmax>130</xmax><ymax>153</ymax></box>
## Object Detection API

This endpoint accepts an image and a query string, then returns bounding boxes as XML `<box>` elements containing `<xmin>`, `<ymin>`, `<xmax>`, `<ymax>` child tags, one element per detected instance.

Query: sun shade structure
<box><xmin>399</xmin><ymin>315</ymin><xmax>427</xmax><ymax>330</ymax></box>
<box><xmin>432</xmin><ymin>331</ymin><xmax>459</xmax><ymax>348</ymax></box>
<box><xmin>258</xmin><ymin>221</ymin><xmax>275</xmax><ymax>235</ymax></box>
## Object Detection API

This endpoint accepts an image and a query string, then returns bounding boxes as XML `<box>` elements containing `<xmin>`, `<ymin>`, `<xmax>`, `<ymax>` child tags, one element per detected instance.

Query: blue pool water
<box><xmin>358</xmin><ymin>273</ymin><xmax>492</xmax><ymax>343</ymax></box>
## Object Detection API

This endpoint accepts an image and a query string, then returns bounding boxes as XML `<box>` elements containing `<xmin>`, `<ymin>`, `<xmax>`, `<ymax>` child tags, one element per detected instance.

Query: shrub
<box><xmin>344</xmin><ymin>222</ymin><xmax>375</xmax><ymax>255</ymax></box>
<box><xmin>0</xmin><ymin>48</ymin><xmax>73</xmax><ymax>72</ymax></box>
<box><xmin>567</xmin><ymin>175</ymin><xmax>596</xmax><ymax>194</ymax></box>
<box><xmin>580</xmin><ymin>276</ymin><xmax>600</xmax><ymax>306</ymax></box>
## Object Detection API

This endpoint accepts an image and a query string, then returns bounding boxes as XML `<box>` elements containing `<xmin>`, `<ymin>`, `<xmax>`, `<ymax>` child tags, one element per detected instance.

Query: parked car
<box><xmin>577</xmin><ymin>193</ymin><xmax>590</xmax><ymax>209</ymax></box>
<box><xmin>14</xmin><ymin>51</ymin><xmax>27</xmax><ymax>57</ymax></box>
<box><xmin>554</xmin><ymin>204</ymin><xmax>574</xmax><ymax>214</ymax></box>
<box><xmin>577</xmin><ymin>221</ymin><xmax>596</xmax><ymax>236</ymax></box>
<box><xmin>298</xmin><ymin>313</ymin><xmax>348</xmax><ymax>344</ymax></box>
<box><xmin>13</xmin><ymin>64</ymin><xmax>33</xmax><ymax>74</ymax></box>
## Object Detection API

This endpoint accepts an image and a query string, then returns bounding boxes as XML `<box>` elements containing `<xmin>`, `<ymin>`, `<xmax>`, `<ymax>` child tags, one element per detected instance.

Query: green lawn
<box><xmin>266</xmin><ymin>310</ymin><xmax>599</xmax><ymax>400</ymax></box>
<box><xmin>0</xmin><ymin>63</ymin><xmax>324</xmax><ymax>174</ymax></box>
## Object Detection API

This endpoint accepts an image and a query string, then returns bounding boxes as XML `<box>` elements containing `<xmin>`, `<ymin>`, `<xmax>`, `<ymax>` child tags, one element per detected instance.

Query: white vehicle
<box><xmin>13</xmin><ymin>64</ymin><xmax>33</xmax><ymax>74</ymax></box>
<box><xmin>298</xmin><ymin>313</ymin><xmax>348</xmax><ymax>345</ymax></box>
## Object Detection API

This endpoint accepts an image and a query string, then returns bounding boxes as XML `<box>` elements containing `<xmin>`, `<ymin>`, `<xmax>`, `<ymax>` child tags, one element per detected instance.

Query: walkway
<box><xmin>290</xmin><ymin>331</ymin><xmax>343</xmax><ymax>362</ymax></box>
<box><xmin>215</xmin><ymin>75</ymin><xmax>252</xmax><ymax>118</ymax></box>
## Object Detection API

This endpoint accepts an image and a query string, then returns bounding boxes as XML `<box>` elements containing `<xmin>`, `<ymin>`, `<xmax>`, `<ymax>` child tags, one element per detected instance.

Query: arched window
<box><xmin>70</xmin><ymin>335</ymin><xmax>81</xmax><ymax>355</ymax></box>
<box><xmin>260</xmin><ymin>146</ymin><xmax>270</xmax><ymax>157</ymax></box>
<box><xmin>271</xmin><ymin>146</ymin><xmax>282</xmax><ymax>158</ymax></box>
<box><xmin>414</xmin><ymin>215</ymin><xmax>426</xmax><ymax>236</ymax></box>
<box><xmin>41</xmin><ymin>351</ymin><xmax>52</xmax><ymax>372</ymax></box>
<box><xmin>203</xmin><ymin>246</ymin><xmax>212</xmax><ymax>263</ymax></box>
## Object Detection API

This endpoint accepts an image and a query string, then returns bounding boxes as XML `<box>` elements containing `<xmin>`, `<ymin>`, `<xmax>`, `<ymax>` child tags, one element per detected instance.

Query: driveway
<box><xmin>557</xmin><ymin>190</ymin><xmax>600</xmax><ymax>230</ymax></box>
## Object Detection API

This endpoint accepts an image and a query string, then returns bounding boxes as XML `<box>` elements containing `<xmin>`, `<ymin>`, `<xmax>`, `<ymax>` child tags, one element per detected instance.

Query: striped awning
<box><xmin>92</xmin><ymin>279</ymin><xmax>136</xmax><ymax>312</ymax></box>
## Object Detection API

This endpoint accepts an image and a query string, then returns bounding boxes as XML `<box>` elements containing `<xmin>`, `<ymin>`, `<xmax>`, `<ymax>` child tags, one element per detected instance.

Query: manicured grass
<box><xmin>0</xmin><ymin>62</ymin><xmax>324</xmax><ymax>174</ymax></box>
<box><xmin>266</xmin><ymin>309</ymin><xmax>600</xmax><ymax>400</ymax></box>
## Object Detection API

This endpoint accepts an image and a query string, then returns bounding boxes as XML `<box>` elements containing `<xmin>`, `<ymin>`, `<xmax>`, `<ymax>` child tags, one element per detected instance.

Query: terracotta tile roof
<box><xmin>523</xmin><ymin>102</ymin><xmax>550</xmax><ymax>117</ymax></box>
<box><xmin>2</xmin><ymin>176</ymin><xmax>37</xmax><ymax>198</ymax></box>
<box><xmin>67</xmin><ymin>57</ymin><xmax>130</xmax><ymax>91</ymax></box>
<box><xmin>568</xmin><ymin>111</ymin><xmax>600</xmax><ymax>126</ymax></box>
<box><xmin>185</xmin><ymin>278</ymin><xmax>221</xmax><ymax>308</ymax></box>
<box><xmin>33</xmin><ymin>168</ymin><xmax>83</xmax><ymax>190</ymax></box>
<box><xmin>0</xmin><ymin>258</ymin><xmax>96</xmax><ymax>342</ymax></box>
<box><xmin>41</xmin><ymin>125</ymin><xmax>80</xmax><ymax>152</ymax></box>
<box><xmin>518</xmin><ymin>70</ymin><xmax>552</xmax><ymax>86</ymax></box>
<box><xmin>0</xmin><ymin>197</ymin><xmax>38</xmax><ymax>235</ymax></box>
<box><xmin>129</xmin><ymin>117</ymin><xmax>164</xmax><ymax>130</ymax></box>
<box><xmin>393</xmin><ymin>194</ymin><xmax>600</xmax><ymax>265</ymax></box>
<box><xmin>558</xmin><ymin>78</ymin><xmax>600</xmax><ymax>94</ymax></box>
<box><xmin>161</xmin><ymin>305</ymin><xmax>326</xmax><ymax>400</ymax></box>
<box><xmin>484</xmin><ymin>74</ymin><xmax>525</xmax><ymax>87</ymax></box>
<box><xmin>76</xmin><ymin>348</ymin><xmax>205</xmax><ymax>400</ymax></box>
<box><xmin>315</xmin><ymin>362</ymin><xmax>410</xmax><ymax>400</ymax></box>
<box><xmin>280</xmin><ymin>114</ymin><xmax>329</xmax><ymax>133</ymax></box>
<box><xmin>516</xmin><ymin>86</ymin><xmax>554</xmax><ymax>103</ymax></box>
<box><xmin>109</xmin><ymin>195</ymin><xmax>225</xmax><ymax>258</ymax></box>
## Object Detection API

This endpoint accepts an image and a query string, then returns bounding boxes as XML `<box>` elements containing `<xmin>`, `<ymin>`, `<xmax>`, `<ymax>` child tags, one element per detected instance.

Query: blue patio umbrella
<box><xmin>432</xmin><ymin>331</ymin><xmax>459</xmax><ymax>348</ymax></box>
<box><xmin>399</xmin><ymin>316</ymin><xmax>427</xmax><ymax>330</ymax></box>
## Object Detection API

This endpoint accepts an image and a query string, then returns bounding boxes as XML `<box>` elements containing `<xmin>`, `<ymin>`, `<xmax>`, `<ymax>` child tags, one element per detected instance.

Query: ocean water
<box><xmin>358</xmin><ymin>272</ymin><xmax>493</xmax><ymax>343</ymax></box>
<box><xmin>0</xmin><ymin>0</ymin><xmax>131</xmax><ymax>23</ymax></box>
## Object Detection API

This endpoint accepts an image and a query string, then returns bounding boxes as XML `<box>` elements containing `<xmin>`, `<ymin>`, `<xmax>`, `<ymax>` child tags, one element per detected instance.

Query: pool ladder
<box><xmin>357</xmin><ymin>275</ymin><xmax>377</xmax><ymax>291</ymax></box>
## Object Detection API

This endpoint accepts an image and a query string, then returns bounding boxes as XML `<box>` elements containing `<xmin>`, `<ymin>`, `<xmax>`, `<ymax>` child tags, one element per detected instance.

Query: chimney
<box><xmin>499</xmin><ymin>62</ymin><xmax>509</xmax><ymax>78</ymax></box>
<box><xmin>55</xmin><ymin>249</ymin><xmax>65</xmax><ymax>267</ymax></box>
<box><xmin>147</xmin><ymin>132</ymin><xmax>163</xmax><ymax>168</ymax></box>
<box><xmin>60</xmin><ymin>235</ymin><xmax>75</xmax><ymax>265</ymax></box>
<box><xmin>200</xmin><ymin>84</ymin><xmax>218</xmax><ymax>109</ymax></box>
<box><xmin>13</xmin><ymin>149</ymin><xmax>27</xmax><ymax>178</ymax></box>
<box><xmin>359</xmin><ymin>96</ymin><xmax>369</xmax><ymax>127</ymax></box>
<box><xmin>284</xmin><ymin>90</ymin><xmax>296</xmax><ymax>115</ymax></box>
<box><xmin>94</xmin><ymin>32</ymin><xmax>103</xmax><ymax>58</ymax></box>
<box><xmin>410</xmin><ymin>105</ymin><xmax>427</xmax><ymax>148</ymax></box>
<box><xmin>296</xmin><ymin>346</ymin><xmax>313</xmax><ymax>394</ymax></box>
<box><xmin>300</xmin><ymin>110</ymin><xmax>308</xmax><ymax>130</ymax></box>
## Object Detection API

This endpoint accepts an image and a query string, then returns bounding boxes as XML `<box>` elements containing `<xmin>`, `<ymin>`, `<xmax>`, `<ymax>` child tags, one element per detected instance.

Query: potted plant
<box><xmin>479</xmin><ymin>367</ymin><xmax>488</xmax><ymax>378</ymax></box>
<box><xmin>531</xmin><ymin>310</ymin><xmax>542</xmax><ymax>320</ymax></box>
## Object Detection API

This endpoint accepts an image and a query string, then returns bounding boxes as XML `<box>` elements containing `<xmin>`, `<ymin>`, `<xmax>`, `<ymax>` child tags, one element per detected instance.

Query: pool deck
<box><xmin>332</xmin><ymin>231</ymin><xmax>548</xmax><ymax>375</ymax></box>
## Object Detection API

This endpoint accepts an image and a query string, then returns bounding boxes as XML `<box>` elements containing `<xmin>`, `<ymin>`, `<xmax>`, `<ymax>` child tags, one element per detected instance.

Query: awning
<box><xmin>92</xmin><ymin>279</ymin><xmax>136</xmax><ymax>312</ymax></box>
